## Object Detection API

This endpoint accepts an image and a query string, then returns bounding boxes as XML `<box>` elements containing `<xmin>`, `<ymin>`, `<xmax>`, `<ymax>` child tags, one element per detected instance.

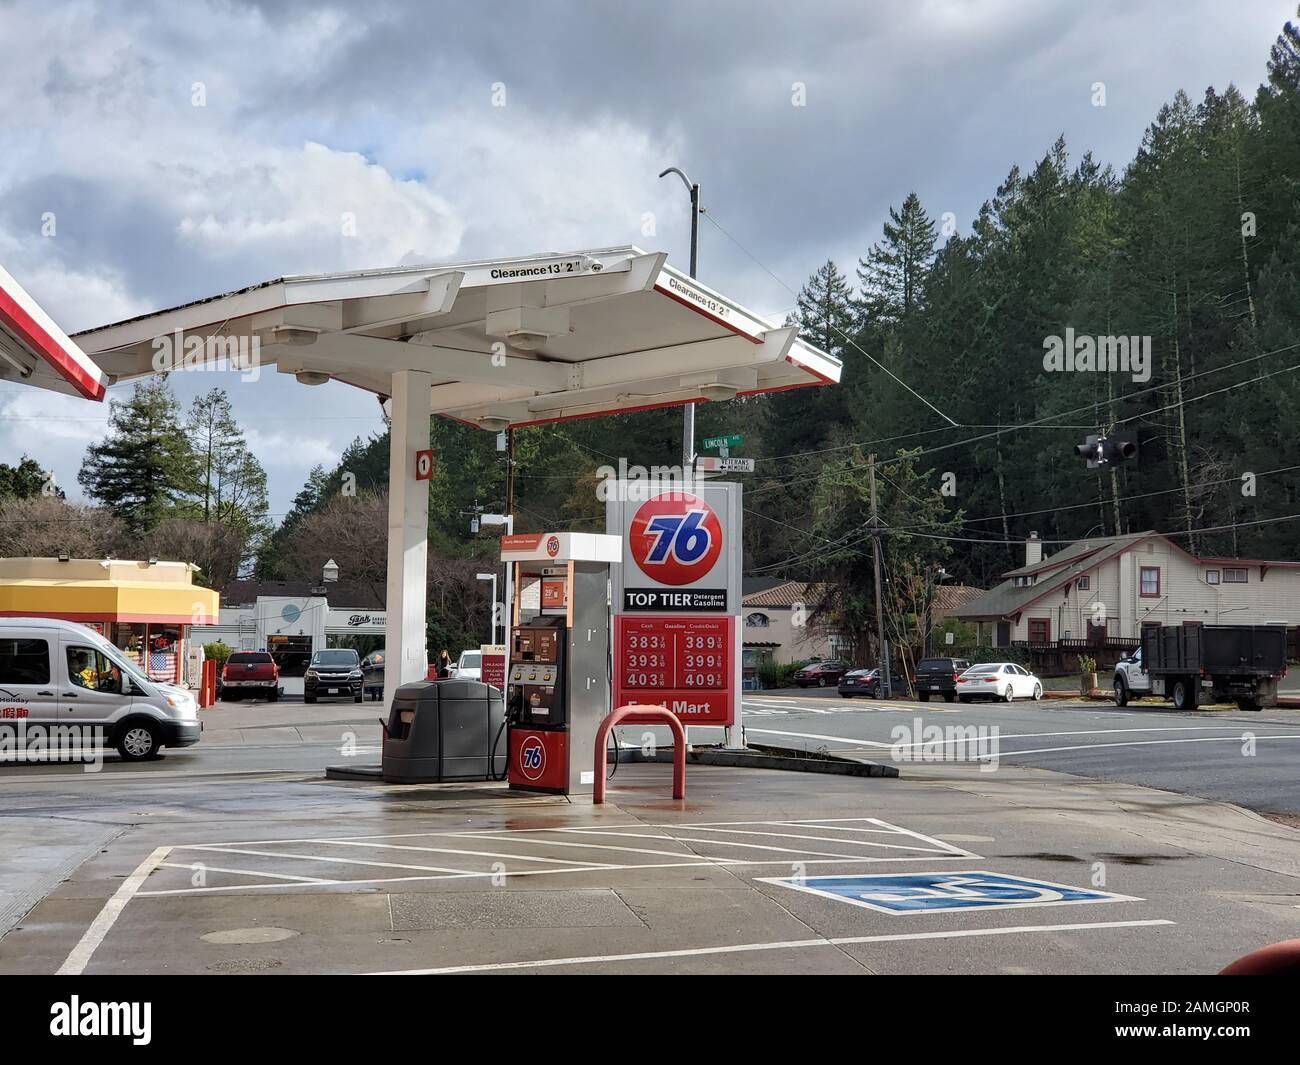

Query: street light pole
<box><xmin>476</xmin><ymin>573</ymin><xmax>498</xmax><ymax>644</ymax></box>
<box><xmin>659</xmin><ymin>166</ymin><xmax>700</xmax><ymax>470</ymax></box>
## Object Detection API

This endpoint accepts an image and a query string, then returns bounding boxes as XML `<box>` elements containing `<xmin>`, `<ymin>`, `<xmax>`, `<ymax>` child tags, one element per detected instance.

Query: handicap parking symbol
<box><xmin>758</xmin><ymin>870</ymin><xmax>1139</xmax><ymax>915</ymax></box>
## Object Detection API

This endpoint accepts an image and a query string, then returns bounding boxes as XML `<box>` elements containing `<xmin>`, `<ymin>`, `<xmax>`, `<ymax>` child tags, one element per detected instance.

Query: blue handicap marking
<box><xmin>761</xmin><ymin>870</ymin><xmax>1139</xmax><ymax>915</ymax></box>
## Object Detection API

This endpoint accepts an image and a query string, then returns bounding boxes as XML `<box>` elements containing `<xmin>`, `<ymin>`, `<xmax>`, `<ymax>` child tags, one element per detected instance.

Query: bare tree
<box><xmin>283</xmin><ymin>492</ymin><xmax>389</xmax><ymax>604</ymax></box>
<box><xmin>142</xmin><ymin>517</ymin><xmax>249</xmax><ymax>587</ymax></box>
<box><xmin>0</xmin><ymin>497</ymin><xmax>128</xmax><ymax>558</ymax></box>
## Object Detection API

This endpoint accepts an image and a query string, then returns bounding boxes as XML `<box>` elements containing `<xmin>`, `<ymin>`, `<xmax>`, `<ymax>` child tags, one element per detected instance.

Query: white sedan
<box><xmin>956</xmin><ymin>662</ymin><xmax>1043</xmax><ymax>703</ymax></box>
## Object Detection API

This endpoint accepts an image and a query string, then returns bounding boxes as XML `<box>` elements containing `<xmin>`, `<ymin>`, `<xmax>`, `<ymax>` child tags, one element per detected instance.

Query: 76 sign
<box><xmin>629</xmin><ymin>493</ymin><xmax>723</xmax><ymax>586</ymax></box>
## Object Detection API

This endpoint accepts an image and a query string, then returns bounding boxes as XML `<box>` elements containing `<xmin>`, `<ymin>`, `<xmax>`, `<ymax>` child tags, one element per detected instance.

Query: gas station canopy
<box><xmin>1</xmin><ymin>245</ymin><xmax>841</xmax><ymax>708</ymax></box>
<box><xmin>52</xmin><ymin>246</ymin><xmax>839</xmax><ymax>424</ymax></box>
<box><xmin>0</xmin><ymin>265</ymin><xmax>107</xmax><ymax>400</ymax></box>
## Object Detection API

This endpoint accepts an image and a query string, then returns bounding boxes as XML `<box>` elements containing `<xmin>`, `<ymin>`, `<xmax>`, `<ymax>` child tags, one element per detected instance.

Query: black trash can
<box><xmin>382</xmin><ymin>679</ymin><xmax>506</xmax><ymax>783</ymax></box>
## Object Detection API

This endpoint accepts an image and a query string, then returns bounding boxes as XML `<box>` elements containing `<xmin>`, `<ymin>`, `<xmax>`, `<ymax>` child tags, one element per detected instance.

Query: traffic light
<box><xmin>1074</xmin><ymin>431</ymin><xmax>1138</xmax><ymax>470</ymax></box>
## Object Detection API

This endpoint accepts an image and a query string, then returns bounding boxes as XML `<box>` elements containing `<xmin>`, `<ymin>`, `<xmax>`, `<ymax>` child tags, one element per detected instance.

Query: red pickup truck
<box><xmin>219</xmin><ymin>651</ymin><xmax>280</xmax><ymax>701</ymax></box>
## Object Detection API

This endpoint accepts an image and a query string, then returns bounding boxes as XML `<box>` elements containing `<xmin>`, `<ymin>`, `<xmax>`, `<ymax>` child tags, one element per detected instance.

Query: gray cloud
<box><xmin>0</xmin><ymin>0</ymin><xmax>1291</xmax><ymax>514</ymax></box>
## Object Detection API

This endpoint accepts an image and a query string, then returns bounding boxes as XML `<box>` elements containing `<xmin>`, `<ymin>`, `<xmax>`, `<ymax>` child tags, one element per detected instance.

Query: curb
<box><xmin>628</xmin><ymin>743</ymin><xmax>899</xmax><ymax>778</ymax></box>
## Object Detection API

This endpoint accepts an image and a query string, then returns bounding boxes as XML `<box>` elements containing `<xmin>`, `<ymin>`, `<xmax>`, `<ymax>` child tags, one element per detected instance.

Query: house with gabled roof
<box><xmin>951</xmin><ymin>531</ymin><xmax>1300</xmax><ymax>656</ymax></box>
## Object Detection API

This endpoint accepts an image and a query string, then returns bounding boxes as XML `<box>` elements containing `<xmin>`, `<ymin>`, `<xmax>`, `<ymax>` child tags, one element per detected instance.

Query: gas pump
<box><xmin>501</xmin><ymin>532</ymin><xmax>620</xmax><ymax>795</ymax></box>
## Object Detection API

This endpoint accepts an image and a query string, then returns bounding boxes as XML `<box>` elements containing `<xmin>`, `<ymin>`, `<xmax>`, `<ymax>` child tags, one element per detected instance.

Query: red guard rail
<box><xmin>594</xmin><ymin>705</ymin><xmax>686</xmax><ymax>805</ymax></box>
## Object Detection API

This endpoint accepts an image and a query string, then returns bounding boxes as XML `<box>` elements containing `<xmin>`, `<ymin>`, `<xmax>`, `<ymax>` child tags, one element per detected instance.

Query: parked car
<box><xmin>838</xmin><ymin>668</ymin><xmax>881</xmax><ymax>698</ymax></box>
<box><xmin>304</xmin><ymin>648</ymin><xmax>363</xmax><ymax>703</ymax></box>
<box><xmin>451</xmin><ymin>649</ymin><xmax>482</xmax><ymax>681</ymax></box>
<box><xmin>220</xmin><ymin>651</ymin><xmax>280</xmax><ymax>701</ymax></box>
<box><xmin>361</xmin><ymin>649</ymin><xmax>385</xmax><ymax>700</ymax></box>
<box><xmin>1114</xmin><ymin>624</ymin><xmax>1286</xmax><ymax>711</ymax></box>
<box><xmin>794</xmin><ymin>660</ymin><xmax>849</xmax><ymax>688</ymax></box>
<box><xmin>956</xmin><ymin>662</ymin><xmax>1043</xmax><ymax>702</ymax></box>
<box><xmin>913</xmin><ymin>656</ymin><xmax>972</xmax><ymax>703</ymax></box>
<box><xmin>0</xmin><ymin>617</ymin><xmax>200</xmax><ymax>760</ymax></box>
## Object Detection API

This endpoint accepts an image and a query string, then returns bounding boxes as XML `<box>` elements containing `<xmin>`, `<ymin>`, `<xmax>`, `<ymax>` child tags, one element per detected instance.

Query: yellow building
<box><xmin>0</xmin><ymin>557</ymin><xmax>219</xmax><ymax>684</ymax></box>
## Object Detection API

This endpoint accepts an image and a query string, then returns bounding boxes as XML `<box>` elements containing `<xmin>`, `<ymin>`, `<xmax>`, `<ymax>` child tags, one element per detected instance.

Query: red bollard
<box><xmin>593</xmin><ymin>705</ymin><xmax>686</xmax><ymax>805</ymax></box>
<box><xmin>200</xmin><ymin>659</ymin><xmax>216</xmax><ymax>708</ymax></box>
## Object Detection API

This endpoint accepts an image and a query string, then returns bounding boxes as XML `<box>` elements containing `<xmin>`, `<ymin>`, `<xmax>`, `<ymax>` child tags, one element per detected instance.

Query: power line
<box><xmin>701</xmin><ymin>209</ymin><xmax>959</xmax><ymax>427</ymax></box>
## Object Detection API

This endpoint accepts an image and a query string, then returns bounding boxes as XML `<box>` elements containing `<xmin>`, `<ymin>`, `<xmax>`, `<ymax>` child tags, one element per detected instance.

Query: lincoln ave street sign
<box><xmin>702</xmin><ymin>434</ymin><xmax>743</xmax><ymax>450</ymax></box>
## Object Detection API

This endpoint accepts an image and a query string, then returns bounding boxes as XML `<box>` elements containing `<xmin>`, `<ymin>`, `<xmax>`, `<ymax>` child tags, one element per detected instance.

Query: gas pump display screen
<box><xmin>515</xmin><ymin>628</ymin><xmax>558</xmax><ymax>663</ymax></box>
<box><xmin>614</xmin><ymin>615</ymin><xmax>735</xmax><ymax>725</ymax></box>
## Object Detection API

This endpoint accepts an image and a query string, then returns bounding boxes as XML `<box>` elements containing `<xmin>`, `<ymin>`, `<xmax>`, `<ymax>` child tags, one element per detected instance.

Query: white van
<box><xmin>0</xmin><ymin>617</ymin><xmax>201</xmax><ymax>761</ymax></box>
<box><xmin>451</xmin><ymin>649</ymin><xmax>482</xmax><ymax>681</ymax></box>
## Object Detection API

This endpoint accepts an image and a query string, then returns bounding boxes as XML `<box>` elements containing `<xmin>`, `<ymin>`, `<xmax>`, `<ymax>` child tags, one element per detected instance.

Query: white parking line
<box><xmin>160</xmin><ymin>861</ymin><xmax>332</xmax><ymax>884</ymax></box>
<box><xmin>369</xmin><ymin>918</ymin><xmax>1176</xmax><ymax>975</ymax></box>
<box><xmin>985</xmin><ymin>734</ymin><xmax>1300</xmax><ymax>759</ymax></box>
<box><xmin>243</xmin><ymin>837</ymin><xmax>624</xmax><ymax>868</ymax></box>
<box><xmin>140</xmin><ymin>819</ymin><xmax>974</xmax><ymax>897</ymax></box>
<box><xmin>669</xmin><ymin>825</ymin><xmax>946</xmax><ymax>854</ymax></box>
<box><xmin>181</xmin><ymin>845</ymin><xmax>473</xmax><ymax>876</ymax></box>
<box><xmin>57</xmin><ymin>846</ymin><xmax>171</xmax><ymax>976</ymax></box>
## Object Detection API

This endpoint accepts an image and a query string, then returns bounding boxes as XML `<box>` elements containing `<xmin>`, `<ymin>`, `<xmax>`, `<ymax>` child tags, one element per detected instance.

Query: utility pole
<box><xmin>868</xmin><ymin>454</ymin><xmax>891</xmax><ymax>698</ymax></box>
<box><xmin>659</xmin><ymin>166</ymin><xmax>700</xmax><ymax>469</ymax></box>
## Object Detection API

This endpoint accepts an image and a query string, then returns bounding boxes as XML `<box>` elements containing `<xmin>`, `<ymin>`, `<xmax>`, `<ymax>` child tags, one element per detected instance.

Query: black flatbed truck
<box><xmin>1113</xmin><ymin>624</ymin><xmax>1287</xmax><ymax>711</ymax></box>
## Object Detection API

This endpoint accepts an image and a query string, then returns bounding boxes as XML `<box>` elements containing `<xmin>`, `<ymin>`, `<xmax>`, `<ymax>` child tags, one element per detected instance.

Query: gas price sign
<box><xmin>614</xmin><ymin>615</ymin><xmax>734</xmax><ymax>725</ymax></box>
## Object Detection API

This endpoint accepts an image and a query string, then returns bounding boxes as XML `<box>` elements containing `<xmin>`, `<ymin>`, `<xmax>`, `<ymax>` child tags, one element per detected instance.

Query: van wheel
<box><xmin>1172</xmin><ymin>678</ymin><xmax>1197</xmax><ymax>711</ymax></box>
<box><xmin>117</xmin><ymin>722</ymin><xmax>161</xmax><ymax>761</ymax></box>
<box><xmin>1114</xmin><ymin>678</ymin><xmax>1128</xmax><ymax>707</ymax></box>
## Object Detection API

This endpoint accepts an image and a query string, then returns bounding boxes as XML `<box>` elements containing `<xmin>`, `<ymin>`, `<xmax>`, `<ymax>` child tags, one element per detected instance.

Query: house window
<box><xmin>744</xmin><ymin>612</ymin><xmax>770</xmax><ymax>629</ymax></box>
<box><xmin>1205</xmin><ymin>569</ymin><xmax>1220</xmax><ymax>585</ymax></box>
<box><xmin>1077</xmin><ymin>575</ymin><xmax>1090</xmax><ymax>591</ymax></box>
<box><xmin>1223</xmin><ymin>568</ymin><xmax>1248</xmax><ymax>584</ymax></box>
<box><xmin>1140</xmin><ymin>567</ymin><xmax>1160</xmax><ymax>597</ymax></box>
<box><xmin>1027</xmin><ymin>618</ymin><xmax>1051</xmax><ymax>643</ymax></box>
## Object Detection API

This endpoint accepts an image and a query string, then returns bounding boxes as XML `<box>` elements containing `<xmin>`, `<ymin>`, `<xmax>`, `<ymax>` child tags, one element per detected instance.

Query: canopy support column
<box><xmin>383</xmin><ymin>369</ymin><xmax>432</xmax><ymax>708</ymax></box>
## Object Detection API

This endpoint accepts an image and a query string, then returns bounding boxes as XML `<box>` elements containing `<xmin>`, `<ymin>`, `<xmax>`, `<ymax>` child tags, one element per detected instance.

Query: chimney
<box><xmin>322</xmin><ymin>558</ymin><xmax>339</xmax><ymax>583</ymax></box>
<box><xmin>1025</xmin><ymin>532</ymin><xmax>1042</xmax><ymax>568</ymax></box>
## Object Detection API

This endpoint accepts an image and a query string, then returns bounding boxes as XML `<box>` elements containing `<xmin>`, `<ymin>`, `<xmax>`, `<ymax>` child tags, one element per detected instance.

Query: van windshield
<box><xmin>94</xmin><ymin>643</ymin><xmax>152</xmax><ymax>691</ymax></box>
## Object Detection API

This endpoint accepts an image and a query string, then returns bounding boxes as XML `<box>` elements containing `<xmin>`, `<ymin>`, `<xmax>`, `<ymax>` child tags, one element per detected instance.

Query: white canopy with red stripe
<box><xmin>66</xmin><ymin>246</ymin><xmax>839</xmax><ymax>426</ymax></box>
<box><xmin>0</xmin><ymin>265</ymin><xmax>107</xmax><ymax>401</ymax></box>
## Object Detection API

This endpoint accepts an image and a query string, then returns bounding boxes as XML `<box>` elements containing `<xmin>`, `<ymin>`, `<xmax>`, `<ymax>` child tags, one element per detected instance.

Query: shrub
<box><xmin>203</xmin><ymin>642</ymin><xmax>232</xmax><ymax>670</ymax></box>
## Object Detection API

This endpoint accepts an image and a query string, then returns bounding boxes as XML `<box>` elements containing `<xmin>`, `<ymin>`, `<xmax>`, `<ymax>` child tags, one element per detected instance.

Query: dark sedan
<box><xmin>838</xmin><ymin>667</ymin><xmax>881</xmax><ymax>698</ymax></box>
<box><xmin>793</xmin><ymin>660</ymin><xmax>849</xmax><ymax>688</ymax></box>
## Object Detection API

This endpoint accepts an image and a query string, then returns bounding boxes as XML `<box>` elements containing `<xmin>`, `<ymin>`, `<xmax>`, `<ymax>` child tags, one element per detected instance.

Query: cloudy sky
<box><xmin>0</xmin><ymin>0</ymin><xmax>1291</xmax><ymax>516</ymax></box>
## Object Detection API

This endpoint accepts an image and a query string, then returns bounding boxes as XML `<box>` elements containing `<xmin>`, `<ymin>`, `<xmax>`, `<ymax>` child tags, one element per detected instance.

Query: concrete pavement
<box><xmin>3</xmin><ymin>694</ymin><xmax>1299</xmax><ymax>974</ymax></box>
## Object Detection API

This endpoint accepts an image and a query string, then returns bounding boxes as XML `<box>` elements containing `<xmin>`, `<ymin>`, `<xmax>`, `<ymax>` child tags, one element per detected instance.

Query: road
<box><xmin>729</xmin><ymin>689</ymin><xmax>1300</xmax><ymax>818</ymax></box>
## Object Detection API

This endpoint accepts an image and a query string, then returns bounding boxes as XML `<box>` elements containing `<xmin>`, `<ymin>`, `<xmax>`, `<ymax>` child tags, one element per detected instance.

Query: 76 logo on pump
<box><xmin>629</xmin><ymin>493</ymin><xmax>722</xmax><ymax>586</ymax></box>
